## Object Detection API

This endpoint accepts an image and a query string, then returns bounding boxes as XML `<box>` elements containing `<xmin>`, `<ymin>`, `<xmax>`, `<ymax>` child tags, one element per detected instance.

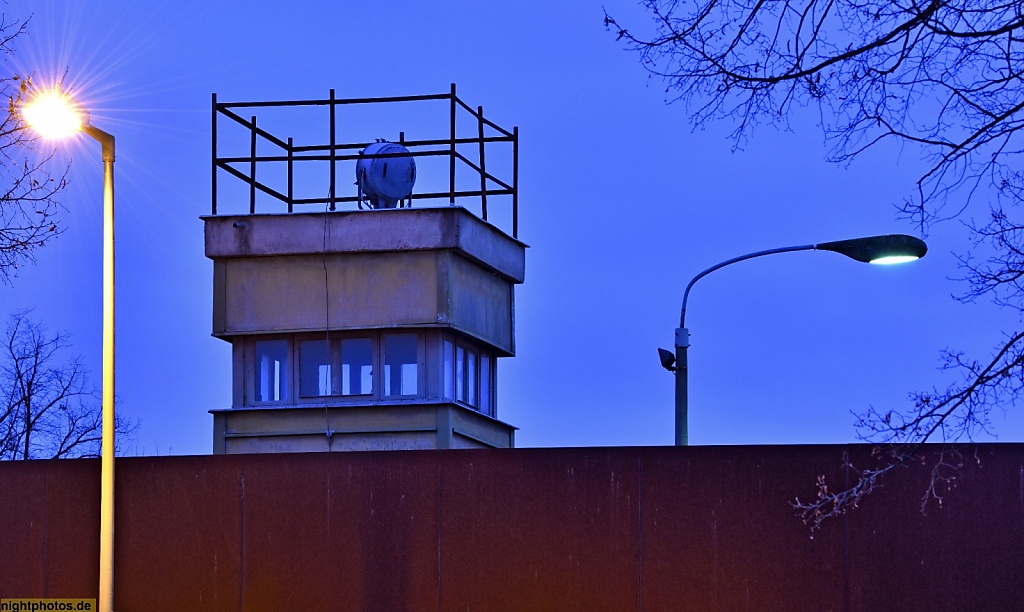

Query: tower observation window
<box><xmin>255</xmin><ymin>339</ymin><xmax>289</xmax><ymax>402</ymax></box>
<box><xmin>342</xmin><ymin>338</ymin><xmax>373</xmax><ymax>396</ymax></box>
<box><xmin>249</xmin><ymin>332</ymin><xmax>497</xmax><ymax>407</ymax></box>
<box><xmin>443</xmin><ymin>339</ymin><xmax>455</xmax><ymax>400</ymax></box>
<box><xmin>445</xmin><ymin>336</ymin><xmax>495</xmax><ymax>414</ymax></box>
<box><xmin>384</xmin><ymin>334</ymin><xmax>419</xmax><ymax>396</ymax></box>
<box><xmin>300</xmin><ymin>339</ymin><xmax>333</xmax><ymax>397</ymax></box>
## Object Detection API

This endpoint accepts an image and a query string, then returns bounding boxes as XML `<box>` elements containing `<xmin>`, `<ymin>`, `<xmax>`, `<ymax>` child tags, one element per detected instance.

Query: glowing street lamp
<box><xmin>661</xmin><ymin>234</ymin><xmax>928</xmax><ymax>446</ymax></box>
<box><xmin>23</xmin><ymin>88</ymin><xmax>116</xmax><ymax>612</ymax></box>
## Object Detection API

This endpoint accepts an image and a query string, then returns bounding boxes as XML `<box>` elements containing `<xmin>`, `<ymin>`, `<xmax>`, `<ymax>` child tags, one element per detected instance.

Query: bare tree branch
<box><xmin>0</xmin><ymin>310</ymin><xmax>137</xmax><ymax>460</ymax></box>
<box><xmin>0</xmin><ymin>14</ymin><xmax>70</xmax><ymax>284</ymax></box>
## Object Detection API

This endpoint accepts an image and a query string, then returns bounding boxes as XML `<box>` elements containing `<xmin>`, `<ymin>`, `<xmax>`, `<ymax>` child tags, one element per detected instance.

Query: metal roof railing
<box><xmin>211</xmin><ymin>84</ymin><xmax>519</xmax><ymax>238</ymax></box>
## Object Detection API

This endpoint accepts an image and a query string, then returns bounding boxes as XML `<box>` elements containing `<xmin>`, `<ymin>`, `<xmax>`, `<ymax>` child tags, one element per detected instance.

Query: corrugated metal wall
<box><xmin>1</xmin><ymin>444</ymin><xmax>1021</xmax><ymax>611</ymax></box>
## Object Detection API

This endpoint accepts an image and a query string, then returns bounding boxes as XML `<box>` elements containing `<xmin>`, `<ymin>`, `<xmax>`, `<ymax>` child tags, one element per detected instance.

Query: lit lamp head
<box><xmin>22</xmin><ymin>88</ymin><xmax>85</xmax><ymax>139</ymax></box>
<box><xmin>816</xmin><ymin>234</ymin><xmax>928</xmax><ymax>265</ymax></box>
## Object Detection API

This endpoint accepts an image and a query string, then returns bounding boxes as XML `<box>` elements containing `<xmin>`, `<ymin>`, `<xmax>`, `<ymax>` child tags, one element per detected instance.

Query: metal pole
<box><xmin>85</xmin><ymin>124</ymin><xmax>116</xmax><ymax>612</ymax></box>
<box><xmin>675</xmin><ymin>244</ymin><xmax>815</xmax><ymax>446</ymax></box>
<box><xmin>674</xmin><ymin>328</ymin><xmax>689</xmax><ymax>446</ymax></box>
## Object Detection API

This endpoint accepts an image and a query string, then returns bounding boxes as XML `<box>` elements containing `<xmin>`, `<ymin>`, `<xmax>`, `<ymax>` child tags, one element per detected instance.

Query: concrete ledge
<box><xmin>203</xmin><ymin>207</ymin><xmax>526</xmax><ymax>283</ymax></box>
<box><xmin>211</xmin><ymin>401</ymin><xmax>516</xmax><ymax>453</ymax></box>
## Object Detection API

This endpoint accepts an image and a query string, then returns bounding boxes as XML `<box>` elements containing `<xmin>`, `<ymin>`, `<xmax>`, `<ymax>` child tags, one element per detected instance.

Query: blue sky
<box><xmin>3</xmin><ymin>0</ymin><xmax>1020</xmax><ymax>455</ymax></box>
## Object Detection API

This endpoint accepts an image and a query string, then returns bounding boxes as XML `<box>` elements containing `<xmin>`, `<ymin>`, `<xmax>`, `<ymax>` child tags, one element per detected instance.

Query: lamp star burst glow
<box><xmin>23</xmin><ymin>89</ymin><xmax>84</xmax><ymax>139</ymax></box>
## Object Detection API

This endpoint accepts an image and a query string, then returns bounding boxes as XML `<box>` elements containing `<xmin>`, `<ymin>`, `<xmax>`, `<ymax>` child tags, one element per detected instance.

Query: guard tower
<box><xmin>204</xmin><ymin>85</ymin><xmax>524</xmax><ymax>453</ymax></box>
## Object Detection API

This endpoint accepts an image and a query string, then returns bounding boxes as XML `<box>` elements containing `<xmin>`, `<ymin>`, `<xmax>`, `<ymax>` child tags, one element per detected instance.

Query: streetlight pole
<box><xmin>87</xmin><ymin>124</ymin><xmax>116</xmax><ymax>612</ymax></box>
<box><xmin>665</xmin><ymin>234</ymin><xmax>928</xmax><ymax>446</ymax></box>
<box><xmin>24</xmin><ymin>91</ymin><xmax>116</xmax><ymax>612</ymax></box>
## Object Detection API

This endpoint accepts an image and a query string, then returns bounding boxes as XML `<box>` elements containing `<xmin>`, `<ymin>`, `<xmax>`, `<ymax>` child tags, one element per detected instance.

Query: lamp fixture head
<box><xmin>816</xmin><ymin>234</ymin><xmax>927</xmax><ymax>265</ymax></box>
<box><xmin>23</xmin><ymin>87</ymin><xmax>86</xmax><ymax>139</ymax></box>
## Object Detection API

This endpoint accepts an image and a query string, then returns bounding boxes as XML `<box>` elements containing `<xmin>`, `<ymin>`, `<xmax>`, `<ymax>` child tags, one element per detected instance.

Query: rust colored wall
<box><xmin>1</xmin><ymin>445</ymin><xmax>1021</xmax><ymax>611</ymax></box>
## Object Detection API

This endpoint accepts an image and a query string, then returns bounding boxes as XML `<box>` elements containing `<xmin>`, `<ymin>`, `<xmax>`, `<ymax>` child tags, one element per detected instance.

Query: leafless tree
<box><xmin>0</xmin><ymin>14</ymin><xmax>69</xmax><ymax>284</ymax></box>
<box><xmin>0</xmin><ymin>310</ymin><xmax>136</xmax><ymax>460</ymax></box>
<box><xmin>605</xmin><ymin>0</ymin><xmax>1024</xmax><ymax>529</ymax></box>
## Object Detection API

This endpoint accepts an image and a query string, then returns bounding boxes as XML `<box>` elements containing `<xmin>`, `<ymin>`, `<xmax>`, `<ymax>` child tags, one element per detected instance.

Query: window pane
<box><xmin>480</xmin><ymin>355</ymin><xmax>492</xmax><ymax>416</ymax></box>
<box><xmin>384</xmin><ymin>334</ymin><xmax>418</xmax><ymax>396</ymax></box>
<box><xmin>255</xmin><ymin>339</ymin><xmax>288</xmax><ymax>402</ymax></box>
<box><xmin>341</xmin><ymin>338</ymin><xmax>373</xmax><ymax>396</ymax></box>
<box><xmin>455</xmin><ymin>346</ymin><xmax>465</xmax><ymax>402</ymax></box>
<box><xmin>300</xmin><ymin>340</ymin><xmax>332</xmax><ymax>397</ymax></box>
<box><xmin>467</xmin><ymin>350</ymin><xmax>477</xmax><ymax>407</ymax></box>
<box><xmin>401</xmin><ymin>363</ymin><xmax>417</xmax><ymax>395</ymax></box>
<box><xmin>443</xmin><ymin>340</ymin><xmax>454</xmax><ymax>400</ymax></box>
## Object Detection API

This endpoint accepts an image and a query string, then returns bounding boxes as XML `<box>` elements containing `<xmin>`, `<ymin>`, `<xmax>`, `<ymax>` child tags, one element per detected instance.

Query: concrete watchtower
<box><xmin>204</xmin><ymin>85</ymin><xmax>523</xmax><ymax>453</ymax></box>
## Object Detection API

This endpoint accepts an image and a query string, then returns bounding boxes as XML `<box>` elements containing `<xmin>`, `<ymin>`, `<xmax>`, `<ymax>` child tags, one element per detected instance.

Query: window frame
<box><xmin>297</xmin><ymin>337</ymin><xmax>338</xmax><ymax>399</ymax></box>
<box><xmin>247</xmin><ymin>331</ymin><xmax>431</xmax><ymax>407</ymax></box>
<box><xmin>248</xmin><ymin>335</ymin><xmax>293</xmax><ymax>406</ymax></box>
<box><xmin>381</xmin><ymin>332</ymin><xmax>425</xmax><ymax>398</ymax></box>
<box><xmin>243</xmin><ymin>330</ymin><xmax>494</xmax><ymax>412</ymax></box>
<box><xmin>443</xmin><ymin>333</ymin><xmax>496</xmax><ymax>416</ymax></box>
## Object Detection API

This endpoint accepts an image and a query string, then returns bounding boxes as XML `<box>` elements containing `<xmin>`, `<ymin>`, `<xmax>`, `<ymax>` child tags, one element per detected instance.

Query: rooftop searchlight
<box><xmin>355</xmin><ymin>140</ymin><xmax>417</xmax><ymax>209</ymax></box>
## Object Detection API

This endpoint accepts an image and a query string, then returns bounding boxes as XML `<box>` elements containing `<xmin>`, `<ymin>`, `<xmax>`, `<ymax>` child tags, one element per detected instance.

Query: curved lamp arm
<box><xmin>680</xmin><ymin>244</ymin><xmax>814</xmax><ymax>328</ymax></box>
<box><xmin>678</xmin><ymin>234</ymin><xmax>928</xmax><ymax>327</ymax></box>
<box><xmin>83</xmin><ymin>123</ymin><xmax>115</xmax><ymax>162</ymax></box>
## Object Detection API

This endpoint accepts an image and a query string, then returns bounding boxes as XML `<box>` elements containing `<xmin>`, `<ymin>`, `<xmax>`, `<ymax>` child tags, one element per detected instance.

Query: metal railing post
<box><xmin>512</xmin><ymin>125</ymin><xmax>519</xmax><ymax>238</ymax></box>
<box><xmin>449</xmin><ymin>83</ymin><xmax>456</xmax><ymax>205</ymax></box>
<box><xmin>478</xmin><ymin>105</ymin><xmax>487</xmax><ymax>220</ymax></box>
<box><xmin>287</xmin><ymin>137</ymin><xmax>294</xmax><ymax>213</ymax></box>
<box><xmin>329</xmin><ymin>88</ymin><xmax>336</xmax><ymax>211</ymax></box>
<box><xmin>249</xmin><ymin>115</ymin><xmax>257</xmax><ymax>214</ymax></box>
<box><xmin>211</xmin><ymin>93</ymin><xmax>218</xmax><ymax>215</ymax></box>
